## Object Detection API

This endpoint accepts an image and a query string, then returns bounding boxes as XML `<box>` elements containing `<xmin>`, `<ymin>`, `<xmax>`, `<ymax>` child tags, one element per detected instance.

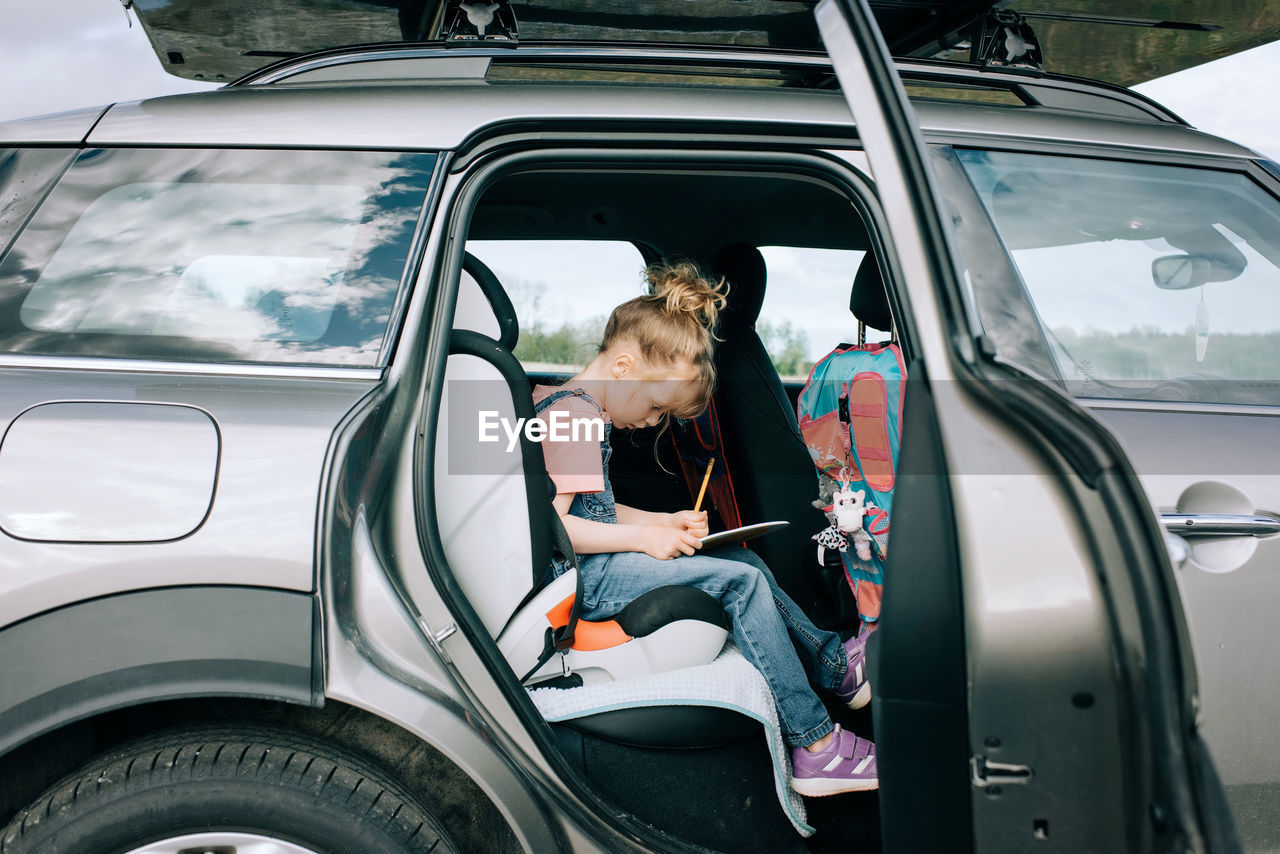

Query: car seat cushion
<box><xmin>528</xmin><ymin>643</ymin><xmax>814</xmax><ymax>837</ymax></box>
<box><xmin>612</xmin><ymin>585</ymin><xmax>730</xmax><ymax>638</ymax></box>
<box><xmin>501</xmin><ymin>572</ymin><xmax>730</xmax><ymax>685</ymax></box>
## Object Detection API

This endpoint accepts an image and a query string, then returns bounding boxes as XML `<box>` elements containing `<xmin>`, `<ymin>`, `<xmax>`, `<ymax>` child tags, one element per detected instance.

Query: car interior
<box><xmin>436</xmin><ymin>162</ymin><xmax>911</xmax><ymax>851</ymax></box>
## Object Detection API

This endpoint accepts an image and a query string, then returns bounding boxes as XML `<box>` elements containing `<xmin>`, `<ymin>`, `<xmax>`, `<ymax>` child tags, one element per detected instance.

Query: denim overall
<box><xmin>534</xmin><ymin>388</ymin><xmax>615</xmax><ymax>578</ymax></box>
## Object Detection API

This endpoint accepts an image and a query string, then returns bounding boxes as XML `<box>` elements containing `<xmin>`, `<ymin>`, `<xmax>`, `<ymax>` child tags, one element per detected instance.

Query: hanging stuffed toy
<box><xmin>812</xmin><ymin>471</ymin><xmax>875</xmax><ymax>564</ymax></box>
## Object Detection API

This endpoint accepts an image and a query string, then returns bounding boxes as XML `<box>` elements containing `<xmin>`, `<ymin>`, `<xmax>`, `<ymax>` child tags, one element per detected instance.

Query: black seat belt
<box><xmin>519</xmin><ymin>499</ymin><xmax>583</xmax><ymax>685</ymax></box>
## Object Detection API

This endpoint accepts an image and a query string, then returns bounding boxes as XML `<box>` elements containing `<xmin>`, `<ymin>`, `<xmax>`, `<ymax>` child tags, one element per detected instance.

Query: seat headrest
<box><xmin>462</xmin><ymin>252</ymin><xmax>519</xmax><ymax>350</ymax></box>
<box><xmin>711</xmin><ymin>243</ymin><xmax>766</xmax><ymax>326</ymax></box>
<box><xmin>850</xmin><ymin>253</ymin><xmax>893</xmax><ymax>333</ymax></box>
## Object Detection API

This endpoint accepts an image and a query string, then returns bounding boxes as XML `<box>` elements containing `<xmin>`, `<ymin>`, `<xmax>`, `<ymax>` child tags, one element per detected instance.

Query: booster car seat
<box><xmin>436</xmin><ymin>251</ymin><xmax>730</xmax><ymax>689</ymax></box>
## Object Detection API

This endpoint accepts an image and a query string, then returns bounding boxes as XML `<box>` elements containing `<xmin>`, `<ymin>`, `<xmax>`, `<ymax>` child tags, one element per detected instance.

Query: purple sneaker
<box><xmin>835</xmin><ymin>633</ymin><xmax>871</xmax><ymax>709</ymax></box>
<box><xmin>791</xmin><ymin>725</ymin><xmax>878</xmax><ymax>796</ymax></box>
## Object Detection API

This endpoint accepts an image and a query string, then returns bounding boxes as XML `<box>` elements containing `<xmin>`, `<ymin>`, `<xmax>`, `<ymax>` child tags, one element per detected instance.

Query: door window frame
<box><xmin>407</xmin><ymin>140</ymin><xmax>928</xmax><ymax>848</ymax></box>
<box><xmin>943</xmin><ymin>137</ymin><xmax>1280</xmax><ymax>414</ymax></box>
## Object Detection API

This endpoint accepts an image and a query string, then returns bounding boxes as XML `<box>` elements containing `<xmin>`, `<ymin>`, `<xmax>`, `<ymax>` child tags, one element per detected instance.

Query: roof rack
<box><xmin>231</xmin><ymin>42</ymin><xmax>1185</xmax><ymax>125</ymax></box>
<box><xmin>231</xmin><ymin>42</ymin><xmax>830</xmax><ymax>84</ymax></box>
<box><xmin>895</xmin><ymin>59</ymin><xmax>1186</xmax><ymax>124</ymax></box>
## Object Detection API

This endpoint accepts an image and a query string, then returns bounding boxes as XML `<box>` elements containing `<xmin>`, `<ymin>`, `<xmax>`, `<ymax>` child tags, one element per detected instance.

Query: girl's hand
<box><xmin>639</xmin><ymin>525</ymin><xmax>703</xmax><ymax>560</ymax></box>
<box><xmin>667</xmin><ymin>510</ymin><xmax>709</xmax><ymax>538</ymax></box>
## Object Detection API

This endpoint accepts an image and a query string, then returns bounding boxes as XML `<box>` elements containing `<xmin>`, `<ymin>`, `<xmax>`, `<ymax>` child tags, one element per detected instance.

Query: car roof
<box><xmin>0</xmin><ymin>53</ymin><xmax>1257</xmax><ymax>162</ymax></box>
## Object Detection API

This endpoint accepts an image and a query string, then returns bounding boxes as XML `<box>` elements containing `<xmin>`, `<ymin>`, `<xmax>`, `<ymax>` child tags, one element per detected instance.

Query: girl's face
<box><xmin>604</xmin><ymin>350</ymin><xmax>699</xmax><ymax>430</ymax></box>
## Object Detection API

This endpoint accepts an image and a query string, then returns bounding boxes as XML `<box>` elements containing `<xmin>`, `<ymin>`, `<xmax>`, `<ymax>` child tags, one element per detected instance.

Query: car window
<box><xmin>957</xmin><ymin>150</ymin><xmax>1280</xmax><ymax>406</ymax></box>
<box><xmin>0</xmin><ymin>148</ymin><xmax>436</xmax><ymax>367</ymax></box>
<box><xmin>464</xmin><ymin>239</ymin><xmax>647</xmax><ymax>372</ymax></box>
<box><xmin>757</xmin><ymin>246</ymin><xmax>876</xmax><ymax>381</ymax></box>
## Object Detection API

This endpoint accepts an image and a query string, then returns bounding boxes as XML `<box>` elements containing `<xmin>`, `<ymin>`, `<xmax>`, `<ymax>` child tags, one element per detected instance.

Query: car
<box><xmin>0</xmin><ymin>0</ymin><xmax>1269</xmax><ymax>851</ymax></box>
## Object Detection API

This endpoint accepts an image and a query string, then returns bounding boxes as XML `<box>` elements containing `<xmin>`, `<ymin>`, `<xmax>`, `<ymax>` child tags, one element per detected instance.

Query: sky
<box><xmin>0</xmin><ymin>2</ymin><xmax>219</xmax><ymax>122</ymax></box>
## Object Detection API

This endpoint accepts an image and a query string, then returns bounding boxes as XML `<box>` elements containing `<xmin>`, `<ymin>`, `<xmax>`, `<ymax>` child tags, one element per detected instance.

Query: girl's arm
<box><xmin>553</xmin><ymin>493</ymin><xmax>703</xmax><ymax>560</ymax></box>
<box><xmin>616</xmin><ymin>502</ymin><xmax>709</xmax><ymax>538</ymax></box>
<box><xmin>614</xmin><ymin>503</ymin><xmax>664</xmax><ymax>526</ymax></box>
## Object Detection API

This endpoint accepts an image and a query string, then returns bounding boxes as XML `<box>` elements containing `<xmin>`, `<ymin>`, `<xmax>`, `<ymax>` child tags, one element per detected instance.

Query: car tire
<box><xmin>0</xmin><ymin>725</ymin><xmax>458</xmax><ymax>854</ymax></box>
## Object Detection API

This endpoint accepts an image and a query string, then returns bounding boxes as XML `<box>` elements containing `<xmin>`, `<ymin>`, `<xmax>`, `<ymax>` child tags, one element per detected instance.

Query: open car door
<box><xmin>812</xmin><ymin>1</ymin><xmax>1240</xmax><ymax>851</ymax></box>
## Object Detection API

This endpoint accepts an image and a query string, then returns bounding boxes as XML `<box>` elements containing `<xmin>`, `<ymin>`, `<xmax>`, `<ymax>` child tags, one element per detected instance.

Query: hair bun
<box><xmin>645</xmin><ymin>260</ymin><xmax>728</xmax><ymax>328</ymax></box>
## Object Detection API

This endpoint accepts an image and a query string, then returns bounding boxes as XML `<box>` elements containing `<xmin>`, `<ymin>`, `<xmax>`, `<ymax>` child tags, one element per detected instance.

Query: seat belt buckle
<box><xmin>560</xmin><ymin>652</ymin><xmax>573</xmax><ymax>678</ymax></box>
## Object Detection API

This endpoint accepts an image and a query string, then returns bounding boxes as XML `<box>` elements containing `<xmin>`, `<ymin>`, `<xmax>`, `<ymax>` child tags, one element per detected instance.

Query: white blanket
<box><xmin>527</xmin><ymin>644</ymin><xmax>813</xmax><ymax>837</ymax></box>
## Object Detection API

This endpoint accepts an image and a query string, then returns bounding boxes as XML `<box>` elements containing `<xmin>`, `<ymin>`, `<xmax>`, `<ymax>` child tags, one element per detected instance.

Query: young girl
<box><xmin>533</xmin><ymin>260</ymin><xmax>877</xmax><ymax>796</ymax></box>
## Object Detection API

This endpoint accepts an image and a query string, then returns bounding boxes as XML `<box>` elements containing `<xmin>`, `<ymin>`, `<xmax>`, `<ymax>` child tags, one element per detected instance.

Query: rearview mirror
<box><xmin>1152</xmin><ymin>254</ymin><xmax>1211</xmax><ymax>290</ymax></box>
<box><xmin>1152</xmin><ymin>251</ymin><xmax>1246</xmax><ymax>290</ymax></box>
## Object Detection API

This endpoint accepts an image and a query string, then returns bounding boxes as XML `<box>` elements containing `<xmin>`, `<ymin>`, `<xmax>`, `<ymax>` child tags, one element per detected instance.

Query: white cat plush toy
<box><xmin>812</xmin><ymin>476</ymin><xmax>875</xmax><ymax>564</ymax></box>
<box><xmin>831</xmin><ymin>486</ymin><xmax>874</xmax><ymax>561</ymax></box>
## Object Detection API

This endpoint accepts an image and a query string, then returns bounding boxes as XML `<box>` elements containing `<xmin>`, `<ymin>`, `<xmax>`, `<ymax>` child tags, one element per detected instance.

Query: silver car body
<box><xmin>0</xmin><ymin>12</ymin><xmax>1259</xmax><ymax>850</ymax></box>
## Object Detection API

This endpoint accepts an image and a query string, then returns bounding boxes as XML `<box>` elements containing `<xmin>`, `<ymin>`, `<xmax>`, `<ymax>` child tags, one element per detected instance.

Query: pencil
<box><xmin>693</xmin><ymin>458</ymin><xmax>715</xmax><ymax>513</ymax></box>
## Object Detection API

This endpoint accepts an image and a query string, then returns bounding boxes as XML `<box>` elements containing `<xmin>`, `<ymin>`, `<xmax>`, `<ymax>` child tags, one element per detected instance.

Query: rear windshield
<box><xmin>0</xmin><ymin>148</ymin><xmax>435</xmax><ymax>368</ymax></box>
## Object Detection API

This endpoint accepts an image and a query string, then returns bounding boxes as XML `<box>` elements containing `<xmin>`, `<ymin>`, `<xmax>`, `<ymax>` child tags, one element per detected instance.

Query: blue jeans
<box><xmin>577</xmin><ymin>544</ymin><xmax>848</xmax><ymax>747</ymax></box>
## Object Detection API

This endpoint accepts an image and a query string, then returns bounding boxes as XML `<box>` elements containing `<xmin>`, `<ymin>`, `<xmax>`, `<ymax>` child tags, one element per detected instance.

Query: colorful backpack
<box><xmin>796</xmin><ymin>342</ymin><xmax>906</xmax><ymax>626</ymax></box>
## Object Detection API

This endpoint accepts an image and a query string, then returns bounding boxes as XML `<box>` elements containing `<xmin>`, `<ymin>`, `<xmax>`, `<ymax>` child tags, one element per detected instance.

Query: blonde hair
<box><xmin>600</xmin><ymin>260</ymin><xmax>727</xmax><ymax>419</ymax></box>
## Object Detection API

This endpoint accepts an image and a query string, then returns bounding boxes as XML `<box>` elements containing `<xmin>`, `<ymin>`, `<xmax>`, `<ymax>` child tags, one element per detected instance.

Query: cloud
<box><xmin>1133</xmin><ymin>41</ymin><xmax>1280</xmax><ymax>162</ymax></box>
<box><xmin>0</xmin><ymin>0</ymin><xmax>217</xmax><ymax>123</ymax></box>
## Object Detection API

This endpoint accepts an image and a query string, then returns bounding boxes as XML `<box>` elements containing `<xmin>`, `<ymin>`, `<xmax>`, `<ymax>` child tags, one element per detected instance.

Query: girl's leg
<box><xmin>580</xmin><ymin>550</ymin><xmax>833</xmax><ymax>748</ymax></box>
<box><xmin>704</xmin><ymin>544</ymin><xmax>847</xmax><ymax>693</ymax></box>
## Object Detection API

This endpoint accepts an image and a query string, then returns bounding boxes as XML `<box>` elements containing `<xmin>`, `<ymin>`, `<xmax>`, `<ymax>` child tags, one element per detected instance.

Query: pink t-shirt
<box><xmin>531</xmin><ymin>385</ymin><xmax>611</xmax><ymax>495</ymax></box>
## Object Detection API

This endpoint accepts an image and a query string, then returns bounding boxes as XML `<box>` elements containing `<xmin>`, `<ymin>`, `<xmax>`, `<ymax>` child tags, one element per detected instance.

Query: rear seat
<box><xmin>710</xmin><ymin>243</ymin><xmax>853</xmax><ymax>628</ymax></box>
<box><xmin>708</xmin><ymin>244</ymin><xmax>899</xmax><ymax>630</ymax></box>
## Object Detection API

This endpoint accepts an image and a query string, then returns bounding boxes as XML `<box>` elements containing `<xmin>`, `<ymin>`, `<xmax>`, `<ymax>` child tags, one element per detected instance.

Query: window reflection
<box><xmin>0</xmin><ymin>148</ymin><xmax>75</xmax><ymax>255</ymax></box>
<box><xmin>0</xmin><ymin>148</ymin><xmax>435</xmax><ymax>367</ymax></box>
<box><xmin>958</xmin><ymin>150</ymin><xmax>1280</xmax><ymax>405</ymax></box>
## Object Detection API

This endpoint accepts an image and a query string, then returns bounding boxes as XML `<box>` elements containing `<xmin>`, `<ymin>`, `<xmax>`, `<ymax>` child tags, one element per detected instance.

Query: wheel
<box><xmin>0</xmin><ymin>726</ymin><xmax>458</xmax><ymax>854</ymax></box>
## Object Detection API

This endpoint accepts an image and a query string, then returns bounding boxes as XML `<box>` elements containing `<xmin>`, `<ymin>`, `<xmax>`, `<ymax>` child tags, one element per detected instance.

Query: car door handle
<box><xmin>1161</xmin><ymin>512</ymin><xmax>1280</xmax><ymax>538</ymax></box>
